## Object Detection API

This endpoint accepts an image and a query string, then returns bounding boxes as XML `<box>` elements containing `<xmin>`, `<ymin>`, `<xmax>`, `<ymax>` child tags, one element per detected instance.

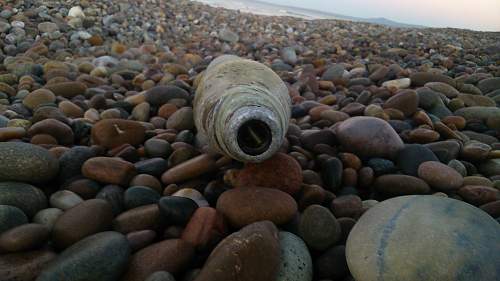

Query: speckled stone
<box><xmin>0</xmin><ymin>142</ymin><xmax>59</xmax><ymax>183</ymax></box>
<box><xmin>276</xmin><ymin>231</ymin><xmax>313</xmax><ymax>281</ymax></box>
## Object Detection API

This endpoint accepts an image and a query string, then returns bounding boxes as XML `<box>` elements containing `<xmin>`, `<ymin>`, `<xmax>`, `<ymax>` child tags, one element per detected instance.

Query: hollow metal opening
<box><xmin>237</xmin><ymin>119</ymin><xmax>272</xmax><ymax>156</ymax></box>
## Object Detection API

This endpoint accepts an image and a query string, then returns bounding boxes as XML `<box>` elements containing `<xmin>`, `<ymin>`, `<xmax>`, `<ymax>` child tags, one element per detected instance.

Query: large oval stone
<box><xmin>52</xmin><ymin>199</ymin><xmax>114</xmax><ymax>249</ymax></box>
<box><xmin>335</xmin><ymin>117</ymin><xmax>404</xmax><ymax>159</ymax></box>
<box><xmin>346</xmin><ymin>195</ymin><xmax>500</xmax><ymax>281</ymax></box>
<box><xmin>36</xmin><ymin>231</ymin><xmax>130</xmax><ymax>281</ymax></box>
<box><xmin>91</xmin><ymin>119</ymin><xmax>146</xmax><ymax>149</ymax></box>
<box><xmin>0</xmin><ymin>142</ymin><xmax>59</xmax><ymax>183</ymax></box>
<box><xmin>0</xmin><ymin>182</ymin><xmax>47</xmax><ymax>217</ymax></box>
<box><xmin>216</xmin><ymin>187</ymin><xmax>297</xmax><ymax>228</ymax></box>
<box><xmin>194</xmin><ymin>221</ymin><xmax>280</xmax><ymax>281</ymax></box>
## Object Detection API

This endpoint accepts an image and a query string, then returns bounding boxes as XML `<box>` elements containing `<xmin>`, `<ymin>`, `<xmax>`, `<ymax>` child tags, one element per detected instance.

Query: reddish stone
<box><xmin>181</xmin><ymin>207</ymin><xmax>226</xmax><ymax>250</ymax></box>
<box><xmin>91</xmin><ymin>119</ymin><xmax>146</xmax><ymax>149</ymax></box>
<box><xmin>216</xmin><ymin>187</ymin><xmax>297</xmax><ymax>228</ymax></box>
<box><xmin>194</xmin><ymin>221</ymin><xmax>280</xmax><ymax>281</ymax></box>
<box><xmin>228</xmin><ymin>152</ymin><xmax>303</xmax><ymax>195</ymax></box>
<box><xmin>82</xmin><ymin>157</ymin><xmax>137</xmax><ymax>186</ymax></box>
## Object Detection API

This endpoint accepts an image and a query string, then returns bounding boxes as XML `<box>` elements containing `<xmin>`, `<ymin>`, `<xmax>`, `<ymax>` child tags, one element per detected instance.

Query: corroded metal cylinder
<box><xmin>194</xmin><ymin>55</ymin><xmax>291</xmax><ymax>162</ymax></box>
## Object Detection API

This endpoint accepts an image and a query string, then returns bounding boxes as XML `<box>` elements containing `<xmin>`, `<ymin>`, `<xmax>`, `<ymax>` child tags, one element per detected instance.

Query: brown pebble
<box><xmin>28</xmin><ymin>118</ymin><xmax>74</xmax><ymax>145</ymax></box>
<box><xmin>161</xmin><ymin>154</ymin><xmax>217</xmax><ymax>184</ymax></box>
<box><xmin>0</xmin><ymin>249</ymin><xmax>56</xmax><ymax>281</ymax></box>
<box><xmin>374</xmin><ymin>174</ymin><xmax>430</xmax><ymax>195</ymax></box>
<box><xmin>0</xmin><ymin>224</ymin><xmax>49</xmax><ymax>253</ymax></box>
<box><xmin>338</xmin><ymin>153</ymin><xmax>362</xmax><ymax>170</ymax></box>
<box><xmin>408</xmin><ymin>128</ymin><xmax>440</xmax><ymax>143</ymax></box>
<box><xmin>358</xmin><ymin>167</ymin><xmax>374</xmax><ymax>189</ymax></box>
<box><xmin>82</xmin><ymin>157</ymin><xmax>137</xmax><ymax>186</ymax></box>
<box><xmin>418</xmin><ymin>161</ymin><xmax>464</xmax><ymax>191</ymax></box>
<box><xmin>0</xmin><ymin>127</ymin><xmax>26</xmax><ymax>141</ymax></box>
<box><xmin>113</xmin><ymin>204</ymin><xmax>160</xmax><ymax>234</ymax></box>
<box><xmin>442</xmin><ymin>116</ymin><xmax>466</xmax><ymax>130</ymax></box>
<box><xmin>126</xmin><ymin>230</ymin><xmax>156</xmax><ymax>252</ymax></box>
<box><xmin>52</xmin><ymin>199</ymin><xmax>114</xmax><ymax>249</ymax></box>
<box><xmin>91</xmin><ymin>119</ymin><xmax>146</xmax><ymax>149</ymax></box>
<box><xmin>479</xmin><ymin>200</ymin><xmax>500</xmax><ymax>217</ymax></box>
<box><xmin>331</xmin><ymin>195</ymin><xmax>363</xmax><ymax>218</ymax></box>
<box><xmin>31</xmin><ymin>134</ymin><xmax>58</xmax><ymax>145</ymax></box>
<box><xmin>44</xmin><ymin>81</ymin><xmax>87</xmax><ymax>98</ymax></box>
<box><xmin>216</xmin><ymin>187</ymin><xmax>297</xmax><ymax>228</ymax></box>
<box><xmin>457</xmin><ymin>185</ymin><xmax>500</xmax><ymax>206</ymax></box>
<box><xmin>130</xmin><ymin>174</ymin><xmax>163</xmax><ymax>193</ymax></box>
<box><xmin>342</xmin><ymin>168</ymin><xmax>358</xmax><ymax>187</ymax></box>
<box><xmin>383</xmin><ymin>89</ymin><xmax>419</xmax><ymax>117</ymax></box>
<box><xmin>123</xmin><ymin>239</ymin><xmax>194</xmax><ymax>281</ymax></box>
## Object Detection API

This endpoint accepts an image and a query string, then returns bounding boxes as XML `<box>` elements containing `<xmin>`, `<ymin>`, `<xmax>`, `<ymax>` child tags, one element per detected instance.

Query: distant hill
<box><xmin>195</xmin><ymin>0</ymin><xmax>426</xmax><ymax>28</ymax></box>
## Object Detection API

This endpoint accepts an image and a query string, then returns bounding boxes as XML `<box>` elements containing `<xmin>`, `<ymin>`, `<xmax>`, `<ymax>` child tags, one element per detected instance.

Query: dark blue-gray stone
<box><xmin>315</xmin><ymin>245</ymin><xmax>348</xmax><ymax>279</ymax></box>
<box><xmin>367</xmin><ymin>158</ymin><xmax>396</xmax><ymax>176</ymax></box>
<box><xmin>124</xmin><ymin>186</ymin><xmax>160</xmax><ymax>209</ymax></box>
<box><xmin>322</xmin><ymin>157</ymin><xmax>343</xmax><ymax>192</ymax></box>
<box><xmin>478</xmin><ymin>77</ymin><xmax>500</xmax><ymax>94</ymax></box>
<box><xmin>158</xmin><ymin>196</ymin><xmax>198</xmax><ymax>226</ymax></box>
<box><xmin>96</xmin><ymin>185</ymin><xmax>125</xmax><ymax>216</ymax></box>
<box><xmin>58</xmin><ymin>146</ymin><xmax>96</xmax><ymax>184</ymax></box>
<box><xmin>387</xmin><ymin>120</ymin><xmax>412</xmax><ymax>133</ymax></box>
<box><xmin>0</xmin><ymin>205</ymin><xmax>28</xmax><ymax>234</ymax></box>
<box><xmin>36</xmin><ymin>231</ymin><xmax>130</xmax><ymax>281</ymax></box>
<box><xmin>0</xmin><ymin>182</ymin><xmax>47</xmax><ymax>217</ymax></box>
<box><xmin>396</xmin><ymin>144</ymin><xmax>439</xmax><ymax>176</ymax></box>
<box><xmin>144</xmin><ymin>139</ymin><xmax>172</xmax><ymax>159</ymax></box>
<box><xmin>145</xmin><ymin>85</ymin><xmax>190</xmax><ymax>106</ymax></box>
<box><xmin>134</xmin><ymin>158</ymin><xmax>168</xmax><ymax>177</ymax></box>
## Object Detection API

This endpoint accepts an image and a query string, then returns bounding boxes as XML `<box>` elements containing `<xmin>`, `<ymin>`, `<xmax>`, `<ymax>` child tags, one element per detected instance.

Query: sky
<box><xmin>261</xmin><ymin>0</ymin><xmax>500</xmax><ymax>31</ymax></box>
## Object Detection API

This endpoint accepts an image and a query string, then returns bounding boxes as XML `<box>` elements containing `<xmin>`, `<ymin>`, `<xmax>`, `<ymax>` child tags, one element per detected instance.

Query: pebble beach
<box><xmin>0</xmin><ymin>0</ymin><xmax>499</xmax><ymax>280</ymax></box>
